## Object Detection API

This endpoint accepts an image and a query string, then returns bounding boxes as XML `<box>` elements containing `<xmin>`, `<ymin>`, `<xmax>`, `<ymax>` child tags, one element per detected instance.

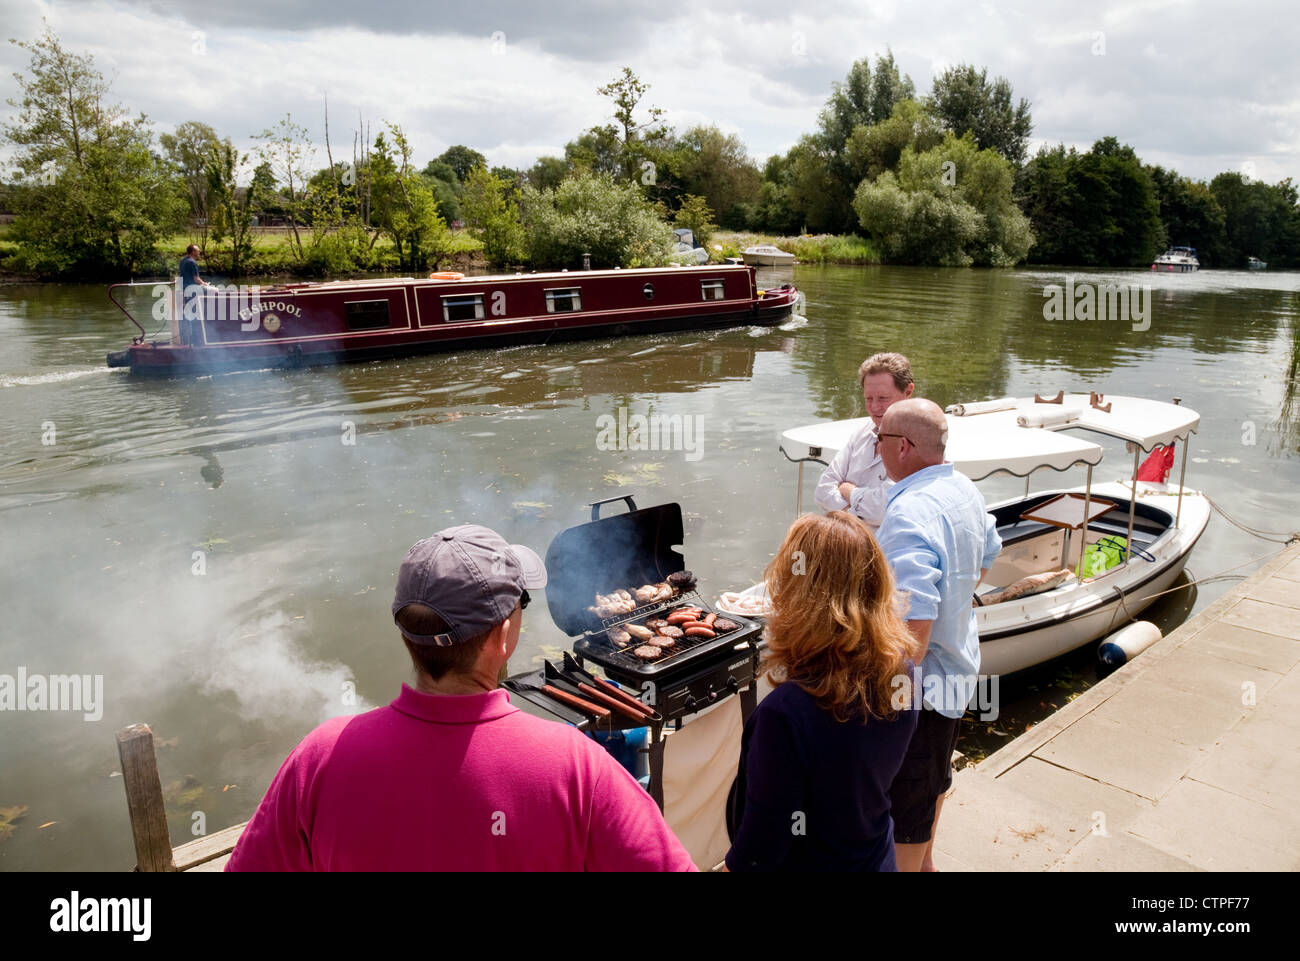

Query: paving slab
<box><xmin>1181</xmin><ymin>621</ymin><xmax>1300</xmax><ymax>674</ymax></box>
<box><xmin>1276</xmin><ymin>555</ymin><xmax>1300</xmax><ymax>582</ymax></box>
<box><xmin>1034</xmin><ymin>714</ymin><xmax>1208</xmax><ymax>800</ymax></box>
<box><xmin>1137</xmin><ymin>646</ymin><xmax>1281</xmax><ymax>705</ymax></box>
<box><xmin>1126</xmin><ymin>777</ymin><xmax>1300</xmax><ymax>871</ymax></box>
<box><xmin>1057</xmin><ymin>830</ymin><xmax>1202</xmax><ymax>872</ymax></box>
<box><xmin>1220</xmin><ymin>597</ymin><xmax>1300</xmax><ymax>640</ymax></box>
<box><xmin>1185</xmin><ymin>713</ymin><xmax>1300</xmax><ymax>810</ymax></box>
<box><xmin>996</xmin><ymin>757</ymin><xmax>1156</xmax><ymax>833</ymax></box>
<box><xmin>1246</xmin><ymin>575</ymin><xmax>1300</xmax><ymax>609</ymax></box>
<box><xmin>1087</xmin><ymin>674</ymin><xmax>1247</xmax><ymax>748</ymax></box>
<box><xmin>936</xmin><ymin>769</ymin><xmax>1088</xmax><ymax>870</ymax></box>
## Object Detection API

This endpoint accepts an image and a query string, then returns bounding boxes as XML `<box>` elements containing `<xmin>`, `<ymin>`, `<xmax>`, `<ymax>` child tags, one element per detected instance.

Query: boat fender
<box><xmin>1098</xmin><ymin>620</ymin><xmax>1161</xmax><ymax>668</ymax></box>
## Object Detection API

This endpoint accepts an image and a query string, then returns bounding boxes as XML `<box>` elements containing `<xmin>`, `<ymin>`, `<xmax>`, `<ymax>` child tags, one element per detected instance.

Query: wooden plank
<box><xmin>116</xmin><ymin>723</ymin><xmax>175</xmax><ymax>872</ymax></box>
<box><xmin>186</xmin><ymin>853</ymin><xmax>233</xmax><ymax>872</ymax></box>
<box><xmin>172</xmin><ymin>821</ymin><xmax>248</xmax><ymax>871</ymax></box>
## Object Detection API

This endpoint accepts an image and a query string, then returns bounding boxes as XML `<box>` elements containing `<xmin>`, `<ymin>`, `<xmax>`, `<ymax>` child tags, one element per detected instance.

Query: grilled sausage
<box><xmin>684</xmin><ymin>626</ymin><xmax>716</xmax><ymax>638</ymax></box>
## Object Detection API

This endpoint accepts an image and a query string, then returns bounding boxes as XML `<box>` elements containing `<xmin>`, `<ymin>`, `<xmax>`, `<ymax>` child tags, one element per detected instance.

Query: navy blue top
<box><xmin>180</xmin><ymin>254</ymin><xmax>200</xmax><ymax>288</ymax></box>
<box><xmin>725</xmin><ymin>680</ymin><xmax>918</xmax><ymax>872</ymax></box>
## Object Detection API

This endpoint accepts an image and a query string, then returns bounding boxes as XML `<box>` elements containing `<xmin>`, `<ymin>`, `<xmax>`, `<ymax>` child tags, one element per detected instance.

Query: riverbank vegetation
<box><xmin>2</xmin><ymin>24</ymin><xmax>1298</xmax><ymax>280</ymax></box>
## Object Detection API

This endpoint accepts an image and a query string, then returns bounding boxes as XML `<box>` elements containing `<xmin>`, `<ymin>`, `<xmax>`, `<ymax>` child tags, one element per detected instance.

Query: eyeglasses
<box><xmin>877</xmin><ymin>432</ymin><xmax>912</xmax><ymax>447</ymax></box>
<box><xmin>520</xmin><ymin>589</ymin><xmax>531</xmax><ymax>610</ymax></box>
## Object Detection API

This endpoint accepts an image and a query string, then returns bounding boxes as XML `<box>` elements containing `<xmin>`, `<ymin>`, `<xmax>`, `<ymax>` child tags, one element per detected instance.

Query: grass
<box><xmin>710</xmin><ymin>230</ymin><xmax>882</xmax><ymax>265</ymax></box>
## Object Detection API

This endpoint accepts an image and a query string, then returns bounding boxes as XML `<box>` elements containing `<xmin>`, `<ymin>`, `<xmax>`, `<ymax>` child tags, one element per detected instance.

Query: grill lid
<box><xmin>544</xmin><ymin>495</ymin><xmax>686</xmax><ymax>636</ymax></box>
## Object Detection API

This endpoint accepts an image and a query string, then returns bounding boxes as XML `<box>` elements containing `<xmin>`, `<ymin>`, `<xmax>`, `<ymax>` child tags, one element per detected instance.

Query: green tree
<box><xmin>2</xmin><ymin>23</ymin><xmax>184</xmax><ymax>277</ymax></box>
<box><xmin>845</xmin><ymin>98</ymin><xmax>943</xmax><ymax>184</ymax></box>
<box><xmin>928</xmin><ymin>64</ymin><xmax>1033</xmax><ymax>166</ymax></box>
<box><xmin>527</xmin><ymin>155</ymin><xmax>568</xmax><ymax>191</ymax></box>
<box><xmin>519</xmin><ymin>169</ymin><xmax>672</xmax><ymax>268</ymax></box>
<box><xmin>370</xmin><ymin>123</ymin><xmax>453</xmax><ymax>272</ymax></box>
<box><xmin>673</xmin><ymin>194</ymin><xmax>716</xmax><ymax>248</ymax></box>
<box><xmin>205</xmin><ymin>139</ymin><xmax>257</xmax><ymax>275</ymax></box>
<box><xmin>160</xmin><ymin>120</ymin><xmax>221</xmax><ymax>248</ymax></box>
<box><xmin>252</xmin><ymin>114</ymin><xmax>314</xmax><ymax>262</ymax></box>
<box><xmin>596</xmin><ymin>67</ymin><xmax>669</xmax><ymax>184</ymax></box>
<box><xmin>853</xmin><ymin>133</ymin><xmax>1033</xmax><ymax>266</ymax></box>
<box><xmin>435</xmin><ymin>145</ymin><xmax>487</xmax><ymax>182</ymax></box>
<box><xmin>420</xmin><ymin>159</ymin><xmax>461</xmax><ymax>223</ymax></box>
<box><xmin>1209</xmin><ymin>173</ymin><xmax>1298</xmax><ymax>268</ymax></box>
<box><xmin>671</xmin><ymin>125</ymin><xmax>761</xmax><ymax>228</ymax></box>
<box><xmin>1147</xmin><ymin>166</ymin><xmax>1226</xmax><ymax>265</ymax></box>
<box><xmin>461</xmin><ymin>166</ymin><xmax>524</xmax><ymax>265</ymax></box>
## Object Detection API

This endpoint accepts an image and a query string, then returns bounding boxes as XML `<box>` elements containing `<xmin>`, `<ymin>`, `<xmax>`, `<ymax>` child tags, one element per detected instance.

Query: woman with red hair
<box><xmin>725</xmin><ymin>511</ymin><xmax>919</xmax><ymax>871</ymax></box>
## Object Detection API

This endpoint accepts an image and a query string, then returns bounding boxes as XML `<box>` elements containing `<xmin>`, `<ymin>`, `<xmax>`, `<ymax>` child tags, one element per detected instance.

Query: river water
<box><xmin>1</xmin><ymin>265</ymin><xmax>1297</xmax><ymax>870</ymax></box>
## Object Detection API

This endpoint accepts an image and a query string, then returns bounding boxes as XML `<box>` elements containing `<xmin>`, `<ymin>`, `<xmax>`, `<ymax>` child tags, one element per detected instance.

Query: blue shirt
<box><xmin>180</xmin><ymin>255</ymin><xmax>200</xmax><ymax>288</ymax></box>
<box><xmin>725</xmin><ymin>682</ymin><xmax>917</xmax><ymax>872</ymax></box>
<box><xmin>877</xmin><ymin>463</ymin><xmax>1001</xmax><ymax>718</ymax></box>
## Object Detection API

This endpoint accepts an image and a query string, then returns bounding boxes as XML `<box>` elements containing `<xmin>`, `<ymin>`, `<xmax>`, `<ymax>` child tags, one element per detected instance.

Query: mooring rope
<box><xmin>1203</xmin><ymin>493</ymin><xmax>1300</xmax><ymax>545</ymax></box>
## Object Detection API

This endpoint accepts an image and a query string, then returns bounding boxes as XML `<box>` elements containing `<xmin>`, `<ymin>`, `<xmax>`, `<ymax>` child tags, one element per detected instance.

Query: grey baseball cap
<box><xmin>392</xmin><ymin>524</ymin><xmax>547</xmax><ymax>646</ymax></box>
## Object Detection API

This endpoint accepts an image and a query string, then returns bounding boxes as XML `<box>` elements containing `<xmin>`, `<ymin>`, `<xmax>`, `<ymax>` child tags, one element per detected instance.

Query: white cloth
<box><xmin>813</xmin><ymin>421</ymin><xmax>894</xmax><ymax>528</ymax></box>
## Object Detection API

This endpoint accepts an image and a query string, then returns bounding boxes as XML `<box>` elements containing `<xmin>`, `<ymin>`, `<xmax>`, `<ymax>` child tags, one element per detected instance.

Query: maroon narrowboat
<box><xmin>106</xmin><ymin>264</ymin><xmax>801</xmax><ymax>377</ymax></box>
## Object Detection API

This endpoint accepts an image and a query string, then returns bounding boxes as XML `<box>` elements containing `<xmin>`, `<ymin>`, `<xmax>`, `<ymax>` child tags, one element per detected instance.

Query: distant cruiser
<box><xmin>1151</xmin><ymin>246</ymin><xmax>1199</xmax><ymax>272</ymax></box>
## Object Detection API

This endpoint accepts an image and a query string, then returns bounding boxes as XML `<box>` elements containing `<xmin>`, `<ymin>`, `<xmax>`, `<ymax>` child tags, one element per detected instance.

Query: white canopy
<box><xmin>780</xmin><ymin>394</ymin><xmax>1199</xmax><ymax>481</ymax></box>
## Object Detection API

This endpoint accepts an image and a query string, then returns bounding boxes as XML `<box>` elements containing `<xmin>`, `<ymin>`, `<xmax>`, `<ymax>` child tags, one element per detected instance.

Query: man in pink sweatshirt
<box><xmin>227</xmin><ymin>524</ymin><xmax>695</xmax><ymax>872</ymax></box>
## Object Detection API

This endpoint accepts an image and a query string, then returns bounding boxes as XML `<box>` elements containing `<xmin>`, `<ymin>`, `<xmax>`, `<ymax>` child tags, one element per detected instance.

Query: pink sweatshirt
<box><xmin>226</xmin><ymin>684</ymin><xmax>695</xmax><ymax>872</ymax></box>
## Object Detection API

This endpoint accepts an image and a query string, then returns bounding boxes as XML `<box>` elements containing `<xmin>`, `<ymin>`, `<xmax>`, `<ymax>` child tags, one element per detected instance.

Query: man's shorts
<box><xmin>889</xmin><ymin>707</ymin><xmax>962</xmax><ymax>844</ymax></box>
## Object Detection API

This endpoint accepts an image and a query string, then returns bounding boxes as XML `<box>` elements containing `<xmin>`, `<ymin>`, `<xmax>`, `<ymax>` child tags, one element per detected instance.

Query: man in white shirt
<box><xmin>814</xmin><ymin>353</ymin><xmax>915</xmax><ymax>530</ymax></box>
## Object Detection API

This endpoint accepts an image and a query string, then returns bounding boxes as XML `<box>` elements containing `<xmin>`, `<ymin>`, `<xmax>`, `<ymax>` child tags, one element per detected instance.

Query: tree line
<box><xmin>2</xmin><ymin>24</ymin><xmax>1297</xmax><ymax>279</ymax></box>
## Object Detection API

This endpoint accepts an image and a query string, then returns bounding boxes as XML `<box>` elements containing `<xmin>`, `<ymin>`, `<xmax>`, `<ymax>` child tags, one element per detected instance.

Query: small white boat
<box><xmin>1152</xmin><ymin>246</ymin><xmax>1199</xmax><ymax>272</ymax></box>
<box><xmin>1247</xmin><ymin>256</ymin><xmax>1267</xmax><ymax>270</ymax></box>
<box><xmin>742</xmin><ymin>244</ymin><xmax>795</xmax><ymax>267</ymax></box>
<box><xmin>780</xmin><ymin>394</ymin><xmax>1208</xmax><ymax>676</ymax></box>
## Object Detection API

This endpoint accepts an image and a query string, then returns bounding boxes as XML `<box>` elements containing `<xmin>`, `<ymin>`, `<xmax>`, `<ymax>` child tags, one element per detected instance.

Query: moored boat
<box><xmin>779</xmin><ymin>393</ymin><xmax>1208</xmax><ymax>676</ymax></box>
<box><xmin>1247</xmin><ymin>256</ymin><xmax>1267</xmax><ymax>270</ymax></box>
<box><xmin>741</xmin><ymin>244</ymin><xmax>795</xmax><ymax>267</ymax></box>
<box><xmin>106</xmin><ymin>264</ymin><xmax>800</xmax><ymax>377</ymax></box>
<box><xmin>1151</xmin><ymin>246</ymin><xmax>1200</xmax><ymax>272</ymax></box>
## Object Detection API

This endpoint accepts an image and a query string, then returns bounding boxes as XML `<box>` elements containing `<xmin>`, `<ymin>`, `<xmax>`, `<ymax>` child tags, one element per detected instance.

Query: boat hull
<box><xmin>975</xmin><ymin>482</ymin><xmax>1209</xmax><ymax>676</ymax></box>
<box><xmin>112</xmin><ymin>265</ymin><xmax>800</xmax><ymax>377</ymax></box>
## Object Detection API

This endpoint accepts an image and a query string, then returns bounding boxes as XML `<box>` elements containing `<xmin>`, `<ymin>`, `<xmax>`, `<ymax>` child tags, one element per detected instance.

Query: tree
<box><xmin>206</xmin><ymin>139</ymin><xmax>257</xmax><ymax>275</ymax></box>
<box><xmin>461</xmin><ymin>167</ymin><xmax>524</xmax><ymax>265</ymax></box>
<box><xmin>160</xmin><ymin>120</ymin><xmax>221</xmax><ymax>247</ymax></box>
<box><xmin>520</xmin><ymin>170</ymin><xmax>672</xmax><ymax>268</ymax></box>
<box><xmin>370</xmin><ymin>123</ymin><xmax>453</xmax><ymax>272</ymax></box>
<box><xmin>2</xmin><ymin>23</ymin><xmax>184</xmax><ymax>277</ymax></box>
<box><xmin>671</xmin><ymin>125</ymin><xmax>761</xmax><ymax>228</ymax></box>
<box><xmin>928</xmin><ymin>64</ymin><xmax>1033</xmax><ymax>166</ymax></box>
<box><xmin>527</xmin><ymin>155</ymin><xmax>568</xmax><ymax>191</ymax></box>
<box><xmin>420</xmin><ymin>160</ymin><xmax>461</xmax><ymax>223</ymax></box>
<box><xmin>845</xmin><ymin>98</ymin><xmax>943</xmax><ymax>184</ymax></box>
<box><xmin>853</xmin><ymin>133</ymin><xmax>1033</xmax><ymax>266</ymax></box>
<box><xmin>673</xmin><ymin>194</ymin><xmax>716</xmax><ymax>248</ymax></box>
<box><xmin>1147</xmin><ymin>166</ymin><xmax>1226</xmax><ymax>265</ymax></box>
<box><xmin>596</xmin><ymin>67</ymin><xmax>669</xmax><ymax>184</ymax></box>
<box><xmin>252</xmin><ymin>114</ymin><xmax>314</xmax><ymax>262</ymax></box>
<box><xmin>436</xmin><ymin>145</ymin><xmax>487</xmax><ymax>182</ymax></box>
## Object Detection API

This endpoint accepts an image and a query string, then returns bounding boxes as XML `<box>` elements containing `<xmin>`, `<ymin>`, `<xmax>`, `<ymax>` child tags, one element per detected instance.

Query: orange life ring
<box><xmin>428</xmin><ymin>271</ymin><xmax>465</xmax><ymax>280</ymax></box>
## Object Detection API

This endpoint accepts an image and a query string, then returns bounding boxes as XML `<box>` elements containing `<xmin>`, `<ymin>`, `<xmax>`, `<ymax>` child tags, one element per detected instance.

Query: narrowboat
<box><xmin>106</xmin><ymin>264</ymin><xmax>801</xmax><ymax>377</ymax></box>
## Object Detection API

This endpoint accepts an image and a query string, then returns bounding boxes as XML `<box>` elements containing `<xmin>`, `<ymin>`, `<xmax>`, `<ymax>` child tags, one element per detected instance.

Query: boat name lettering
<box><xmin>238</xmin><ymin>301</ymin><xmax>303</xmax><ymax>321</ymax></box>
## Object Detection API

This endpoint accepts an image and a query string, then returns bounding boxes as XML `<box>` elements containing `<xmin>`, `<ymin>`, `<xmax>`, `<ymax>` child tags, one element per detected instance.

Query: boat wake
<box><xmin>1</xmin><ymin>367</ymin><xmax>114</xmax><ymax>388</ymax></box>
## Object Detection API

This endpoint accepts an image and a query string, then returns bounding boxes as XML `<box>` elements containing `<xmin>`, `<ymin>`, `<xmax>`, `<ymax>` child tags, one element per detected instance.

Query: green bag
<box><xmin>1078</xmin><ymin>536</ymin><xmax>1128</xmax><ymax>578</ymax></box>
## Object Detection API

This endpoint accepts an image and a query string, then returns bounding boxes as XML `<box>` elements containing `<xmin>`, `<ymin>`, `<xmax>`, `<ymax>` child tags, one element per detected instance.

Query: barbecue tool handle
<box><xmin>578</xmin><ymin>681</ymin><xmax>655</xmax><ymax>720</ymax></box>
<box><xmin>591</xmin><ymin>676</ymin><xmax>657</xmax><ymax>717</ymax></box>
<box><xmin>542</xmin><ymin>684</ymin><xmax>610</xmax><ymax>719</ymax></box>
<box><xmin>589</xmin><ymin>495</ymin><xmax>638</xmax><ymax>521</ymax></box>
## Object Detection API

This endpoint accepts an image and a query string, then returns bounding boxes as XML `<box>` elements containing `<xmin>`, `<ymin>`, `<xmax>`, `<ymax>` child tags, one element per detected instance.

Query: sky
<box><xmin>0</xmin><ymin>0</ymin><xmax>1296</xmax><ymax>185</ymax></box>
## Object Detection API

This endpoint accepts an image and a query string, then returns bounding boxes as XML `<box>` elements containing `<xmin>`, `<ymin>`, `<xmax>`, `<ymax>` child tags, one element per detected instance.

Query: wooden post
<box><xmin>116</xmin><ymin>723</ymin><xmax>176</xmax><ymax>872</ymax></box>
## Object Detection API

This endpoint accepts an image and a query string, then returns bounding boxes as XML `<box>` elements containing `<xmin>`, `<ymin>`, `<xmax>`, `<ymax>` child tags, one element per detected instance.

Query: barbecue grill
<box><xmin>545</xmin><ymin>496</ymin><xmax>764</xmax><ymax>720</ymax></box>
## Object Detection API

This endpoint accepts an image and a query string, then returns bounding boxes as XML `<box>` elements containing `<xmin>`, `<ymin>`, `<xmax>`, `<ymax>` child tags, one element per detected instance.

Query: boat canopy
<box><xmin>780</xmin><ymin>394</ymin><xmax>1199</xmax><ymax>481</ymax></box>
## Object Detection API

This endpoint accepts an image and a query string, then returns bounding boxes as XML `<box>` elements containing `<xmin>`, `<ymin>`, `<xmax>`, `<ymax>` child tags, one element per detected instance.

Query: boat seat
<box><xmin>996</xmin><ymin>520</ymin><xmax>1058</xmax><ymax>547</ymax></box>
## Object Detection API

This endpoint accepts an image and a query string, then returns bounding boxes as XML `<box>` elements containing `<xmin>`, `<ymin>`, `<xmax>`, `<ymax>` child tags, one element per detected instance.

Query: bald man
<box><xmin>875</xmin><ymin>399</ymin><xmax>1001</xmax><ymax>872</ymax></box>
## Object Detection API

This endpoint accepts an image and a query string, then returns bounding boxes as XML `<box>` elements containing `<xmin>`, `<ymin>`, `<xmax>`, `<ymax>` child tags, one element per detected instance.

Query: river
<box><xmin>1</xmin><ymin>264</ymin><xmax>1297</xmax><ymax>870</ymax></box>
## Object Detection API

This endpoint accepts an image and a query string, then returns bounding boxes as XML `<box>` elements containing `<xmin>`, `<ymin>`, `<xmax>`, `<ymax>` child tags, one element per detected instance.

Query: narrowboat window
<box><xmin>701</xmin><ymin>280</ymin><xmax>726</xmax><ymax>301</ymax></box>
<box><xmin>643</xmin><ymin>283</ymin><xmax>654</xmax><ymax>300</ymax></box>
<box><xmin>345</xmin><ymin>300</ymin><xmax>391</xmax><ymax>330</ymax></box>
<box><xmin>442</xmin><ymin>295</ymin><xmax>484</xmax><ymax>323</ymax></box>
<box><xmin>545</xmin><ymin>288</ymin><xmax>582</xmax><ymax>313</ymax></box>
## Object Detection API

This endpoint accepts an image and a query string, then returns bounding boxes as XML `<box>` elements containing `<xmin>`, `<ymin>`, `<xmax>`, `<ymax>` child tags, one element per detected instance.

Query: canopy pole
<box><xmin>796</xmin><ymin>460</ymin><xmax>804</xmax><ymax>516</ymax></box>
<box><xmin>1024</xmin><ymin>475</ymin><xmax>1030</xmax><ymax>498</ymax></box>
<box><xmin>1126</xmin><ymin>445</ymin><xmax>1140</xmax><ymax>566</ymax></box>
<box><xmin>1175</xmin><ymin>438</ymin><xmax>1187</xmax><ymax>527</ymax></box>
<box><xmin>1079</xmin><ymin>464</ymin><xmax>1093</xmax><ymax>570</ymax></box>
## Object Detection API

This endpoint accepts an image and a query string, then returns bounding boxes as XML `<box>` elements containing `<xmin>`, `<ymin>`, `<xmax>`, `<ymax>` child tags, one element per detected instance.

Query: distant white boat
<box><xmin>1152</xmin><ymin>246</ymin><xmax>1199</xmax><ymax>272</ymax></box>
<box><xmin>1247</xmin><ymin>256</ymin><xmax>1267</xmax><ymax>270</ymax></box>
<box><xmin>742</xmin><ymin>244</ymin><xmax>795</xmax><ymax>267</ymax></box>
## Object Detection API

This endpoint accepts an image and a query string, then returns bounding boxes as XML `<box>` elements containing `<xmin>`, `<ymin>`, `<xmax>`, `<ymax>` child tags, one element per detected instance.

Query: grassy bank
<box><xmin>710</xmin><ymin>231</ymin><xmax>882</xmax><ymax>265</ymax></box>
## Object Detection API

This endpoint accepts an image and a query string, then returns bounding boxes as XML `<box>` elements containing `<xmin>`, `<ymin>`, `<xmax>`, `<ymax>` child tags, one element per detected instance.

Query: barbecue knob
<box><xmin>684</xmin><ymin>695</ymin><xmax>698</xmax><ymax>712</ymax></box>
<box><xmin>726</xmin><ymin>677</ymin><xmax>741</xmax><ymax>694</ymax></box>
